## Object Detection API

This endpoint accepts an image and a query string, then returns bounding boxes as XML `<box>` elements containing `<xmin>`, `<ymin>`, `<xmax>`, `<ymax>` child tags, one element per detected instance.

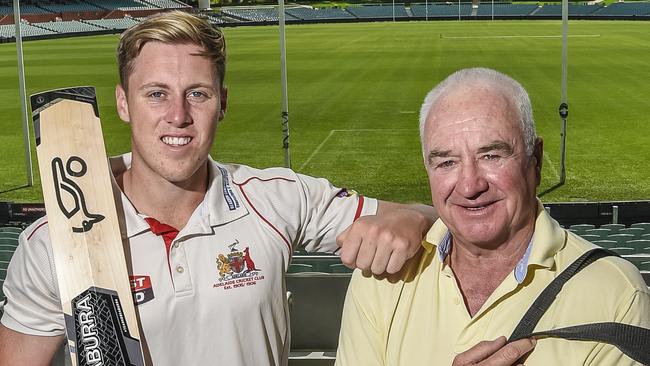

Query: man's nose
<box><xmin>165</xmin><ymin>96</ymin><xmax>191</xmax><ymax>127</ymax></box>
<box><xmin>456</xmin><ymin>161</ymin><xmax>489</xmax><ymax>199</ymax></box>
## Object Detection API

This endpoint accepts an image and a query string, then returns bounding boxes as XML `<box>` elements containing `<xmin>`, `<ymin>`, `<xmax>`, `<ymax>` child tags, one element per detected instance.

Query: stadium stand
<box><xmin>0</xmin><ymin>228</ymin><xmax>19</xmax><ymax>308</ymax></box>
<box><xmin>0</xmin><ymin>22</ymin><xmax>56</xmax><ymax>37</ymax></box>
<box><xmin>286</xmin><ymin>7</ymin><xmax>355</xmax><ymax>21</ymax></box>
<box><xmin>37</xmin><ymin>19</ymin><xmax>104</xmax><ymax>34</ymax></box>
<box><xmin>0</xmin><ymin>4</ymin><xmax>47</xmax><ymax>15</ymax></box>
<box><xmin>206</xmin><ymin>13</ymin><xmax>229</xmax><ymax>24</ymax></box>
<box><xmin>85</xmin><ymin>16</ymin><xmax>140</xmax><ymax>30</ymax></box>
<box><xmin>142</xmin><ymin>0</ymin><xmax>190</xmax><ymax>9</ymax></box>
<box><xmin>38</xmin><ymin>1</ymin><xmax>105</xmax><ymax>13</ymax></box>
<box><xmin>591</xmin><ymin>2</ymin><xmax>650</xmax><ymax>16</ymax></box>
<box><xmin>221</xmin><ymin>7</ymin><xmax>287</xmax><ymax>22</ymax></box>
<box><xmin>532</xmin><ymin>3</ymin><xmax>603</xmax><ymax>16</ymax></box>
<box><xmin>476</xmin><ymin>3</ymin><xmax>538</xmax><ymax>17</ymax></box>
<box><xmin>410</xmin><ymin>3</ymin><xmax>473</xmax><ymax>18</ymax></box>
<box><xmin>83</xmin><ymin>0</ymin><xmax>155</xmax><ymax>11</ymax></box>
<box><xmin>346</xmin><ymin>4</ymin><xmax>409</xmax><ymax>18</ymax></box>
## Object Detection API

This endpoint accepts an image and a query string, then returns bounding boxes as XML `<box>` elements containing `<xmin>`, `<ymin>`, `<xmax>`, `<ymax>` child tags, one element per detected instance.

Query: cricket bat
<box><xmin>31</xmin><ymin>87</ymin><xmax>145</xmax><ymax>366</ymax></box>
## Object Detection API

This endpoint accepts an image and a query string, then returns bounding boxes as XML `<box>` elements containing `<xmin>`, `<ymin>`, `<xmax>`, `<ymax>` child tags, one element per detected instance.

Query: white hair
<box><xmin>418</xmin><ymin>67</ymin><xmax>537</xmax><ymax>156</ymax></box>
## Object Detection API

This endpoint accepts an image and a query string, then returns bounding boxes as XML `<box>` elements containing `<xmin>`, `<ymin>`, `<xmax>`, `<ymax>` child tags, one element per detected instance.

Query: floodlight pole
<box><xmin>492</xmin><ymin>0</ymin><xmax>494</xmax><ymax>20</ymax></box>
<box><xmin>13</xmin><ymin>0</ymin><xmax>33</xmax><ymax>187</ymax></box>
<box><xmin>392</xmin><ymin>0</ymin><xmax>395</xmax><ymax>22</ymax></box>
<box><xmin>559</xmin><ymin>0</ymin><xmax>569</xmax><ymax>184</ymax></box>
<box><xmin>278</xmin><ymin>0</ymin><xmax>291</xmax><ymax>168</ymax></box>
<box><xmin>425</xmin><ymin>0</ymin><xmax>429</xmax><ymax>21</ymax></box>
<box><xmin>458</xmin><ymin>0</ymin><xmax>461</xmax><ymax>21</ymax></box>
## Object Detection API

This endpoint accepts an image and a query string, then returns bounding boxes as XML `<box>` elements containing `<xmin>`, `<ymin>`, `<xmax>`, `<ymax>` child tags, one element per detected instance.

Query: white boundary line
<box><xmin>441</xmin><ymin>34</ymin><xmax>600</xmax><ymax>39</ymax></box>
<box><xmin>543</xmin><ymin>152</ymin><xmax>560</xmax><ymax>180</ymax></box>
<box><xmin>299</xmin><ymin>129</ymin><xmax>412</xmax><ymax>171</ymax></box>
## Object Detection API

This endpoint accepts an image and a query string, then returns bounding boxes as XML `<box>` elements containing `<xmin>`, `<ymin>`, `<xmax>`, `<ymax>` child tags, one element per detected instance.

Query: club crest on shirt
<box><xmin>213</xmin><ymin>240</ymin><xmax>265</xmax><ymax>291</ymax></box>
<box><xmin>130</xmin><ymin>275</ymin><xmax>154</xmax><ymax>306</ymax></box>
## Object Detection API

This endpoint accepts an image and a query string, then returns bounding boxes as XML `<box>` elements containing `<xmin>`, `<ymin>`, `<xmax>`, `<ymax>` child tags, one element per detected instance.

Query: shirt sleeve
<box><xmin>335</xmin><ymin>270</ymin><xmax>386</xmax><ymax>366</ymax></box>
<box><xmin>1</xmin><ymin>223</ymin><xmax>65</xmax><ymax>336</ymax></box>
<box><xmin>587</xmin><ymin>289</ymin><xmax>650</xmax><ymax>365</ymax></box>
<box><xmin>293</xmin><ymin>172</ymin><xmax>378</xmax><ymax>253</ymax></box>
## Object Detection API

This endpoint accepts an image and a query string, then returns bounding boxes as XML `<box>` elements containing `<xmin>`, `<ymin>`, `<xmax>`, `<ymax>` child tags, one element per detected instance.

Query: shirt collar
<box><xmin>108</xmin><ymin>153</ymin><xmax>249</xmax><ymax>239</ymax></box>
<box><xmin>424</xmin><ymin>199</ymin><xmax>564</xmax><ymax>283</ymax></box>
<box><xmin>435</xmin><ymin>231</ymin><xmax>534</xmax><ymax>284</ymax></box>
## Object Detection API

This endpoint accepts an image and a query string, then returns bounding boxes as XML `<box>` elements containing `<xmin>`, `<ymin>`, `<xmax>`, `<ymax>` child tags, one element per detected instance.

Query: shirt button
<box><xmin>172</xmin><ymin>243</ymin><xmax>179</xmax><ymax>250</ymax></box>
<box><xmin>176</xmin><ymin>265</ymin><xmax>185</xmax><ymax>273</ymax></box>
<box><xmin>453</xmin><ymin>297</ymin><xmax>461</xmax><ymax>305</ymax></box>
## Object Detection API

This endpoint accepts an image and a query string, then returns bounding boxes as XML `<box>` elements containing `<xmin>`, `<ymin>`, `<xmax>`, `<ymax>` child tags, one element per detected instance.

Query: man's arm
<box><xmin>337</xmin><ymin>201</ymin><xmax>436</xmax><ymax>274</ymax></box>
<box><xmin>0</xmin><ymin>324</ymin><xmax>63</xmax><ymax>366</ymax></box>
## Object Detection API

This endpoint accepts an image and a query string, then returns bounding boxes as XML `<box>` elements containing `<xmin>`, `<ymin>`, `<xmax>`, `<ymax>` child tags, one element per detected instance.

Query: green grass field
<box><xmin>1</xmin><ymin>20</ymin><xmax>649</xmax><ymax>204</ymax></box>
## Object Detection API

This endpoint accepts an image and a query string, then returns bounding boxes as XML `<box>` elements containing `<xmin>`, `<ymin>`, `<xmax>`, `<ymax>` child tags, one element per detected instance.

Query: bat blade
<box><xmin>31</xmin><ymin>87</ymin><xmax>145</xmax><ymax>366</ymax></box>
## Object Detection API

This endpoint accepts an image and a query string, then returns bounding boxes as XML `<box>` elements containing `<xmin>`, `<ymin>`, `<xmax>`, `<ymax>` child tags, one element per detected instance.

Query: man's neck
<box><xmin>449</xmin><ymin>225</ymin><xmax>535</xmax><ymax>317</ymax></box>
<box><xmin>119</xmin><ymin>163</ymin><xmax>209</xmax><ymax>230</ymax></box>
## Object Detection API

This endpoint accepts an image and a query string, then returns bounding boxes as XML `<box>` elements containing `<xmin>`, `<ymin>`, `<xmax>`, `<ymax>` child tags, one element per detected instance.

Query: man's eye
<box><xmin>187</xmin><ymin>90</ymin><xmax>208</xmax><ymax>101</ymax></box>
<box><xmin>148</xmin><ymin>91</ymin><xmax>165</xmax><ymax>99</ymax></box>
<box><xmin>437</xmin><ymin>160</ymin><xmax>455</xmax><ymax>169</ymax></box>
<box><xmin>483</xmin><ymin>154</ymin><xmax>500</xmax><ymax>161</ymax></box>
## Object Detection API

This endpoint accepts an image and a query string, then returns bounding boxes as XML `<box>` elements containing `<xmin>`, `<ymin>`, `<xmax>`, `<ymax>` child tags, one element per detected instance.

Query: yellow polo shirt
<box><xmin>336</xmin><ymin>203</ymin><xmax>650</xmax><ymax>366</ymax></box>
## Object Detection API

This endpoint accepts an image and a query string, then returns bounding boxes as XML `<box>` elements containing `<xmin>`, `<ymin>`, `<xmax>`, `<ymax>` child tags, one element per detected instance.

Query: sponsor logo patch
<box><xmin>213</xmin><ymin>240</ymin><xmax>265</xmax><ymax>291</ymax></box>
<box><xmin>130</xmin><ymin>275</ymin><xmax>154</xmax><ymax>306</ymax></box>
<box><xmin>336</xmin><ymin>188</ymin><xmax>357</xmax><ymax>198</ymax></box>
<box><xmin>218</xmin><ymin>166</ymin><xmax>240</xmax><ymax>211</ymax></box>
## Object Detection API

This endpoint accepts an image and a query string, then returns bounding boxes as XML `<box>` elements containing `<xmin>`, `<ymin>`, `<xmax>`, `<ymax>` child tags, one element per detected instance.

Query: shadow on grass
<box><xmin>0</xmin><ymin>184</ymin><xmax>31</xmax><ymax>195</ymax></box>
<box><xmin>538</xmin><ymin>181</ymin><xmax>565</xmax><ymax>198</ymax></box>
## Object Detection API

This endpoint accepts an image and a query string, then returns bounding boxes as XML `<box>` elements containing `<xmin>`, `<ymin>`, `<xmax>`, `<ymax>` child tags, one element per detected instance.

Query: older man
<box><xmin>336</xmin><ymin>68</ymin><xmax>650</xmax><ymax>365</ymax></box>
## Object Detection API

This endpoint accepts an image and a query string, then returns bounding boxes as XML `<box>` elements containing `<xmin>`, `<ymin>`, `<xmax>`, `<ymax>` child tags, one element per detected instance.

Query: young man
<box><xmin>336</xmin><ymin>68</ymin><xmax>650</xmax><ymax>365</ymax></box>
<box><xmin>0</xmin><ymin>12</ymin><xmax>435</xmax><ymax>366</ymax></box>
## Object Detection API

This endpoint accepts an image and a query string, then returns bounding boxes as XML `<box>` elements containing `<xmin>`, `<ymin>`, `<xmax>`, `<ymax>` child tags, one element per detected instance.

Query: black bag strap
<box><xmin>508</xmin><ymin>248</ymin><xmax>650</xmax><ymax>365</ymax></box>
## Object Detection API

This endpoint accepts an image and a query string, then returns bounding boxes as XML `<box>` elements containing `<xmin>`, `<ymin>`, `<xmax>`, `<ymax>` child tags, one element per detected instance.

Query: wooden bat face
<box><xmin>31</xmin><ymin>87</ymin><xmax>145</xmax><ymax>366</ymax></box>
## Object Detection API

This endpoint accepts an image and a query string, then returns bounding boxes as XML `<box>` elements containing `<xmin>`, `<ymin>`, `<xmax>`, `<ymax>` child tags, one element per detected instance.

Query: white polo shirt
<box><xmin>2</xmin><ymin>154</ymin><xmax>377</xmax><ymax>366</ymax></box>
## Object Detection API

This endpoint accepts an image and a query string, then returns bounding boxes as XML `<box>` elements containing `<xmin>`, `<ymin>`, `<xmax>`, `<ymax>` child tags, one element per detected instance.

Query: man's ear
<box><xmin>218</xmin><ymin>86</ymin><xmax>228</xmax><ymax>121</ymax></box>
<box><xmin>533</xmin><ymin>137</ymin><xmax>544</xmax><ymax>185</ymax></box>
<box><xmin>115</xmin><ymin>84</ymin><xmax>130</xmax><ymax>123</ymax></box>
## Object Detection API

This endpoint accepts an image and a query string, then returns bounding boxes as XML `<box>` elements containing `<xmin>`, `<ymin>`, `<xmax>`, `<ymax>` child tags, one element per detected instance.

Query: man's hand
<box><xmin>452</xmin><ymin>337</ymin><xmax>536</xmax><ymax>366</ymax></box>
<box><xmin>336</xmin><ymin>201</ymin><xmax>436</xmax><ymax>275</ymax></box>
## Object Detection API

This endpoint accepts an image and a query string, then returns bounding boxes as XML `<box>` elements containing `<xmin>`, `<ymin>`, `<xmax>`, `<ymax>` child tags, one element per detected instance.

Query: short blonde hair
<box><xmin>117</xmin><ymin>11</ymin><xmax>226</xmax><ymax>89</ymax></box>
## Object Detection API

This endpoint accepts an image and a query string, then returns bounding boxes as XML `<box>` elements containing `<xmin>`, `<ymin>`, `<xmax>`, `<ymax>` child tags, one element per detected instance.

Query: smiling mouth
<box><xmin>466</xmin><ymin>206</ymin><xmax>488</xmax><ymax>211</ymax></box>
<box><xmin>461</xmin><ymin>201</ymin><xmax>496</xmax><ymax>211</ymax></box>
<box><xmin>162</xmin><ymin>136</ymin><xmax>192</xmax><ymax>146</ymax></box>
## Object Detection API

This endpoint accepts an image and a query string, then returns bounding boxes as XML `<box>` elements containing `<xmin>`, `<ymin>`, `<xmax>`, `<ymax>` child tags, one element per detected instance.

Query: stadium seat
<box><xmin>627</xmin><ymin>239</ymin><xmax>650</xmax><ymax>253</ymax></box>
<box><xmin>610</xmin><ymin>247</ymin><xmax>635</xmax><ymax>256</ymax></box>
<box><xmin>288</xmin><ymin>263</ymin><xmax>314</xmax><ymax>273</ymax></box>
<box><xmin>605</xmin><ymin>233</ymin><xmax>636</xmax><ymax>245</ymax></box>
<box><xmin>600</xmin><ymin>223</ymin><xmax>625</xmax><ymax>232</ymax></box>
<box><xmin>0</xmin><ymin>249</ymin><xmax>14</xmax><ymax>262</ymax></box>
<box><xmin>619</xmin><ymin>227</ymin><xmax>645</xmax><ymax>237</ymax></box>
<box><xmin>329</xmin><ymin>263</ymin><xmax>353</xmax><ymax>273</ymax></box>
<box><xmin>569</xmin><ymin>224</ymin><xmax>595</xmax><ymax>233</ymax></box>
<box><xmin>0</xmin><ymin>227</ymin><xmax>22</xmax><ymax>234</ymax></box>
<box><xmin>314</xmin><ymin>258</ymin><xmax>342</xmax><ymax>273</ymax></box>
<box><xmin>631</xmin><ymin>223</ymin><xmax>650</xmax><ymax>231</ymax></box>
<box><xmin>592</xmin><ymin>240</ymin><xmax>617</xmax><ymax>249</ymax></box>
<box><xmin>0</xmin><ymin>231</ymin><xmax>18</xmax><ymax>239</ymax></box>
<box><xmin>584</xmin><ymin>228</ymin><xmax>611</xmax><ymax>237</ymax></box>
<box><xmin>0</xmin><ymin>237</ymin><xmax>18</xmax><ymax>247</ymax></box>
